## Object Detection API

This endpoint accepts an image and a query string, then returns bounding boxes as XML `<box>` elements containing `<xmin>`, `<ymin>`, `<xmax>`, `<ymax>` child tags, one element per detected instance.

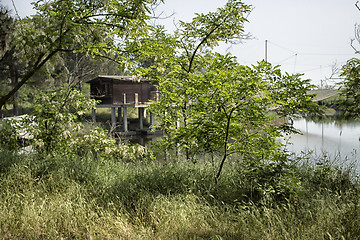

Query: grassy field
<box><xmin>0</xmin><ymin>150</ymin><xmax>359</xmax><ymax>239</ymax></box>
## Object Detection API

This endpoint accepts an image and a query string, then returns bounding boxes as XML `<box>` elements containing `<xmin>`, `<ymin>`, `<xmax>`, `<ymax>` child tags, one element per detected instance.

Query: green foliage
<box><xmin>296</xmin><ymin>153</ymin><xmax>359</xmax><ymax>196</ymax></box>
<box><xmin>0</xmin><ymin>7</ymin><xmax>14</xmax><ymax>57</ymax></box>
<box><xmin>127</xmin><ymin>0</ymin><xmax>251</xmax><ymax>76</ymax></box>
<box><xmin>28</xmin><ymin>87</ymin><xmax>96</xmax><ymax>153</ymax></box>
<box><xmin>70</xmin><ymin>127</ymin><xmax>152</xmax><ymax>161</ymax></box>
<box><xmin>338</xmin><ymin>57</ymin><xmax>360</xmax><ymax>118</ymax></box>
<box><xmin>148</xmin><ymin>55</ymin><xmax>318</xmax><ymax>182</ymax></box>
<box><xmin>0</xmin><ymin>150</ymin><xmax>359</xmax><ymax>239</ymax></box>
<box><xmin>70</xmin><ymin>127</ymin><xmax>124</xmax><ymax>158</ymax></box>
<box><xmin>0</xmin><ymin>0</ymin><xmax>162</xmax><ymax>110</ymax></box>
<box><xmin>239</xmin><ymin>153</ymin><xmax>302</xmax><ymax>206</ymax></box>
<box><xmin>175</xmin><ymin>0</ymin><xmax>251</xmax><ymax>59</ymax></box>
<box><xmin>254</xmin><ymin>62</ymin><xmax>321</xmax><ymax>119</ymax></box>
<box><xmin>127</xmin><ymin>0</ymin><xmax>320</xmax><ymax>182</ymax></box>
<box><xmin>0</xmin><ymin>121</ymin><xmax>19</xmax><ymax>151</ymax></box>
<box><xmin>0</xmin><ymin>85</ymin><xmax>152</xmax><ymax>162</ymax></box>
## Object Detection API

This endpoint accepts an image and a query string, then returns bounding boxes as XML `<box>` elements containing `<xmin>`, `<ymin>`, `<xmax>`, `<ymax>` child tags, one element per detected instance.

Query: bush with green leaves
<box><xmin>238</xmin><ymin>152</ymin><xmax>302</xmax><ymax>206</ymax></box>
<box><xmin>0</xmin><ymin>87</ymin><xmax>152</xmax><ymax>161</ymax></box>
<box><xmin>70</xmin><ymin>127</ymin><xmax>152</xmax><ymax>161</ymax></box>
<box><xmin>338</xmin><ymin>58</ymin><xmax>360</xmax><ymax>118</ymax></box>
<box><xmin>27</xmin><ymin>87</ymin><xmax>97</xmax><ymax>153</ymax></box>
<box><xmin>0</xmin><ymin>120</ymin><xmax>19</xmax><ymax>151</ymax></box>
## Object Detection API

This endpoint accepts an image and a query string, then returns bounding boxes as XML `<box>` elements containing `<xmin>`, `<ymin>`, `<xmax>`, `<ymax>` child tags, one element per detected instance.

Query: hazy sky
<box><xmin>2</xmin><ymin>0</ymin><xmax>359</xmax><ymax>86</ymax></box>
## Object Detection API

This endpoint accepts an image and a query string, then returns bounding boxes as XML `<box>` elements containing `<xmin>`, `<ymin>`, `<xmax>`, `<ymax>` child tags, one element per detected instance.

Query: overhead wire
<box><xmin>265</xmin><ymin>40</ymin><xmax>356</xmax><ymax>78</ymax></box>
<box><xmin>10</xmin><ymin>0</ymin><xmax>20</xmax><ymax>19</ymax></box>
<box><xmin>267</xmin><ymin>41</ymin><xmax>299</xmax><ymax>73</ymax></box>
<box><xmin>275</xmin><ymin>54</ymin><xmax>297</xmax><ymax>64</ymax></box>
<box><xmin>267</xmin><ymin>40</ymin><xmax>297</xmax><ymax>54</ymax></box>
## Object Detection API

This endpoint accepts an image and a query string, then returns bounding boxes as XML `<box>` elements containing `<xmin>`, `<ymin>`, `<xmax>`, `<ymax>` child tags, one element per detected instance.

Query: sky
<box><xmin>1</xmin><ymin>0</ymin><xmax>359</xmax><ymax>86</ymax></box>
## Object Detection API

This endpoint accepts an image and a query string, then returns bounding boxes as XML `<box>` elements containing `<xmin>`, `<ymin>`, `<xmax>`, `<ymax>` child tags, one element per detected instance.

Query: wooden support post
<box><xmin>150</xmin><ymin>111</ymin><xmax>154</xmax><ymax>127</ymax></box>
<box><xmin>135</xmin><ymin>93</ymin><xmax>139</xmax><ymax>105</ymax></box>
<box><xmin>111</xmin><ymin>107</ymin><xmax>116</xmax><ymax>130</ymax></box>
<box><xmin>117</xmin><ymin>107</ymin><xmax>122</xmax><ymax>124</ymax></box>
<box><xmin>139</xmin><ymin>107</ymin><xmax>144</xmax><ymax>130</ymax></box>
<box><xmin>123</xmin><ymin>107</ymin><xmax>128</xmax><ymax>132</ymax></box>
<box><xmin>140</xmin><ymin>137</ymin><xmax>145</xmax><ymax>146</ymax></box>
<box><xmin>123</xmin><ymin>93</ymin><xmax>127</xmax><ymax>104</ymax></box>
<box><xmin>91</xmin><ymin>108</ymin><xmax>96</xmax><ymax>122</ymax></box>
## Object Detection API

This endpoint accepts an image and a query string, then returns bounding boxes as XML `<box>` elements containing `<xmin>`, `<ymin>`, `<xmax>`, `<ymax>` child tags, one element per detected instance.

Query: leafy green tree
<box><xmin>0</xmin><ymin>7</ymin><xmax>23</xmax><ymax>115</ymax></box>
<box><xmin>337</xmin><ymin>3</ymin><xmax>360</xmax><ymax>118</ymax></box>
<box><xmin>129</xmin><ymin>0</ymin><xmax>319</xmax><ymax>182</ymax></box>
<box><xmin>0</xmin><ymin>0</ymin><xmax>161</xmax><ymax>110</ymax></box>
<box><xmin>128</xmin><ymin>0</ymin><xmax>251</xmax><ymax>153</ymax></box>
<box><xmin>339</xmin><ymin>58</ymin><xmax>360</xmax><ymax>118</ymax></box>
<box><xmin>151</xmin><ymin>54</ymin><xmax>318</xmax><ymax>182</ymax></box>
<box><xmin>0</xmin><ymin>7</ymin><xmax>14</xmax><ymax>58</ymax></box>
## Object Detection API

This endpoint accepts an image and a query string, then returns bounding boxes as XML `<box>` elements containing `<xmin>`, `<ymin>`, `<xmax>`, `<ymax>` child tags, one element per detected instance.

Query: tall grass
<box><xmin>0</xmin><ymin>150</ymin><xmax>359</xmax><ymax>239</ymax></box>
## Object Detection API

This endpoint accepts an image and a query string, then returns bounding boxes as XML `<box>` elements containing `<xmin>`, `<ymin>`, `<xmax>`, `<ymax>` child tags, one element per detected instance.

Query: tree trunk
<box><xmin>10</xmin><ymin>66</ymin><xmax>19</xmax><ymax>116</ymax></box>
<box><xmin>215</xmin><ymin>108</ymin><xmax>235</xmax><ymax>184</ymax></box>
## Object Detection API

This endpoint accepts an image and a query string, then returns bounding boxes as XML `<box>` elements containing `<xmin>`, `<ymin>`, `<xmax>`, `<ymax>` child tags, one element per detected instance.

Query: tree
<box><xmin>127</xmin><ymin>0</ymin><xmax>252</xmax><ymax>157</ymax></box>
<box><xmin>31</xmin><ymin>51</ymin><xmax>124</xmax><ymax>93</ymax></box>
<box><xmin>0</xmin><ymin>7</ymin><xmax>22</xmax><ymax>115</ymax></box>
<box><xmin>0</xmin><ymin>7</ymin><xmax>14</xmax><ymax>58</ymax></box>
<box><xmin>337</xmin><ymin>1</ymin><xmax>360</xmax><ymax>118</ymax></box>
<box><xmin>128</xmin><ymin>0</ymin><xmax>319</xmax><ymax>182</ymax></box>
<box><xmin>0</xmin><ymin>0</ymin><xmax>161</xmax><ymax>110</ymax></box>
<box><xmin>151</xmin><ymin>55</ymin><xmax>318</xmax><ymax>182</ymax></box>
<box><xmin>339</xmin><ymin>58</ymin><xmax>360</xmax><ymax>118</ymax></box>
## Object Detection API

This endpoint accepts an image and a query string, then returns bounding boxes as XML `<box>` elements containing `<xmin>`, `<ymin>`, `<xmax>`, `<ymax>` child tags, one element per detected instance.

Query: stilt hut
<box><xmin>87</xmin><ymin>75</ymin><xmax>158</xmax><ymax>133</ymax></box>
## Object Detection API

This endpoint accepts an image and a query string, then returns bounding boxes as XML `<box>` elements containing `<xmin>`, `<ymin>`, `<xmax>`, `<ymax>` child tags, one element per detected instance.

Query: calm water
<box><xmin>281</xmin><ymin>119</ymin><xmax>360</xmax><ymax>167</ymax></box>
<box><xmin>125</xmin><ymin>118</ymin><xmax>360</xmax><ymax>169</ymax></box>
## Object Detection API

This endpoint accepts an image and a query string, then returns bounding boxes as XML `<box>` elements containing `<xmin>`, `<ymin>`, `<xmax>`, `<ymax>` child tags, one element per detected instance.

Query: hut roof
<box><xmin>86</xmin><ymin>75</ymin><xmax>153</xmax><ymax>84</ymax></box>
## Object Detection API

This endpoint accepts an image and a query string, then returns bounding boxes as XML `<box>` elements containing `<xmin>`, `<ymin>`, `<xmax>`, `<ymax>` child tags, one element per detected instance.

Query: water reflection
<box><xmin>118</xmin><ymin>133</ymin><xmax>162</xmax><ymax>146</ymax></box>
<box><xmin>281</xmin><ymin>118</ymin><xmax>360</xmax><ymax>163</ymax></box>
<box><xmin>119</xmin><ymin>118</ymin><xmax>360</xmax><ymax>170</ymax></box>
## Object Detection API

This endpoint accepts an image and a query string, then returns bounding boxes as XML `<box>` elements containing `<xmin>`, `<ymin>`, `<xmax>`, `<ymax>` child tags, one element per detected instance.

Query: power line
<box><xmin>10</xmin><ymin>0</ymin><xmax>20</xmax><ymax>18</ymax></box>
<box><xmin>268</xmin><ymin>41</ymin><xmax>297</xmax><ymax>54</ymax></box>
<box><xmin>266</xmin><ymin>40</ymin><xmax>355</xmax><ymax>57</ymax></box>
<box><xmin>275</xmin><ymin>54</ymin><xmax>297</xmax><ymax>64</ymax></box>
<box><xmin>301</xmin><ymin>53</ymin><xmax>355</xmax><ymax>56</ymax></box>
<box><xmin>299</xmin><ymin>65</ymin><xmax>332</xmax><ymax>73</ymax></box>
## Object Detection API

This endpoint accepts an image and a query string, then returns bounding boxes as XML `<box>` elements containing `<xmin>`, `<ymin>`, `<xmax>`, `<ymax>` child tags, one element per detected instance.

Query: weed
<box><xmin>0</xmin><ymin>150</ymin><xmax>359</xmax><ymax>239</ymax></box>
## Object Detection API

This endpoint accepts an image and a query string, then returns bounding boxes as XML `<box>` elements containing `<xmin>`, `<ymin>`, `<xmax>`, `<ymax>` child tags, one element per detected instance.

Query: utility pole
<box><xmin>265</xmin><ymin>40</ymin><xmax>268</xmax><ymax>62</ymax></box>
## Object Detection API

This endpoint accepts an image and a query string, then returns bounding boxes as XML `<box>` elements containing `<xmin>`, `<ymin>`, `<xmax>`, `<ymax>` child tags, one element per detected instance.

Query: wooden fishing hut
<box><xmin>87</xmin><ymin>75</ymin><xmax>158</xmax><ymax>134</ymax></box>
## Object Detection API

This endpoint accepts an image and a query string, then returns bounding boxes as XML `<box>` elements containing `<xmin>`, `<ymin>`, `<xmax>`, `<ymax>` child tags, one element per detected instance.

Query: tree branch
<box><xmin>0</xmin><ymin>50</ymin><xmax>59</xmax><ymax>110</ymax></box>
<box><xmin>187</xmin><ymin>24</ymin><xmax>221</xmax><ymax>73</ymax></box>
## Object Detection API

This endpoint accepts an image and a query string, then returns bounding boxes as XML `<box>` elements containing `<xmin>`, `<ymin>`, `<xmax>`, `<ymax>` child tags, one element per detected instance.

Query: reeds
<box><xmin>0</xmin><ymin>150</ymin><xmax>359</xmax><ymax>239</ymax></box>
